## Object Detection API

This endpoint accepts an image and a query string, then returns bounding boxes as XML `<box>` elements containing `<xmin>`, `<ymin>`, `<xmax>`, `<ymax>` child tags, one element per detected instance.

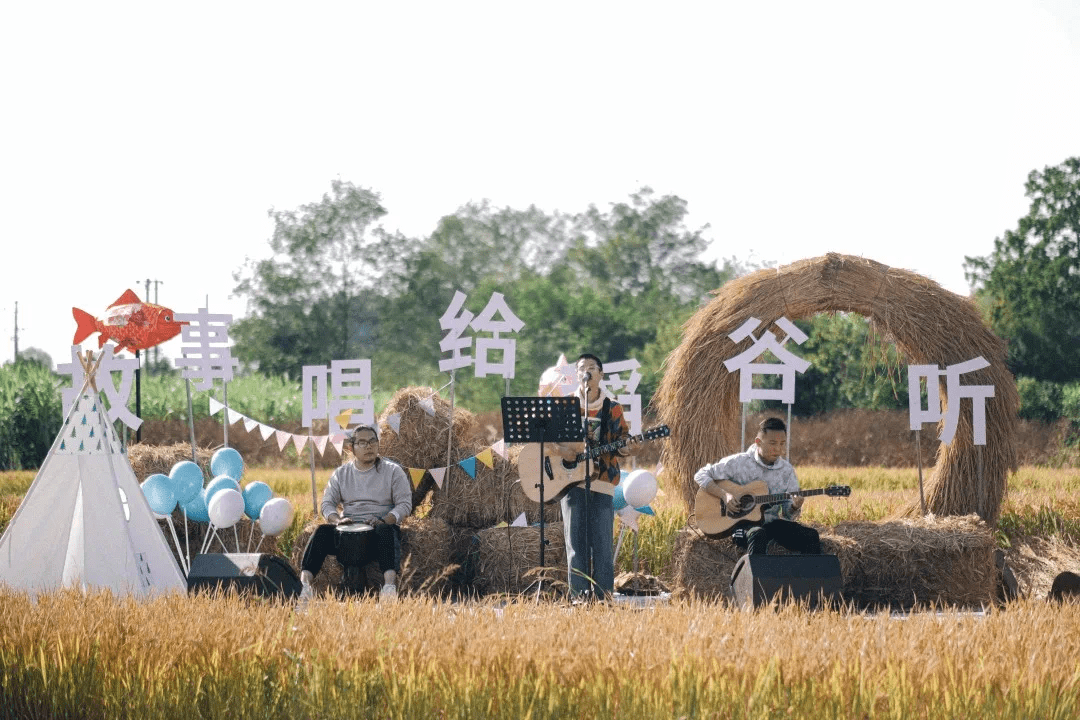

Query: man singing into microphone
<box><xmin>550</xmin><ymin>353</ymin><xmax>641</xmax><ymax>601</ymax></box>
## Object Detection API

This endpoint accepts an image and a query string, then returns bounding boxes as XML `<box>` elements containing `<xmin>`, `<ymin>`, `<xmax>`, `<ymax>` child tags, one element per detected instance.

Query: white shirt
<box><xmin>693</xmin><ymin>445</ymin><xmax>801</xmax><ymax>522</ymax></box>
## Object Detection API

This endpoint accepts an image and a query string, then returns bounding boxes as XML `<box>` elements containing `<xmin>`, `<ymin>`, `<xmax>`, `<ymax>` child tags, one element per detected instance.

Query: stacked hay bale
<box><xmin>655</xmin><ymin>253</ymin><xmax>1019</xmax><ymax>523</ymax></box>
<box><xmin>372</xmin><ymin>387</ymin><xmax>561</xmax><ymax>597</ymax></box>
<box><xmin>672</xmin><ymin>514</ymin><xmax>996</xmax><ymax>609</ymax></box>
<box><xmin>474</xmin><ymin>523</ymin><xmax>567</xmax><ymax>596</ymax></box>
<box><xmin>128</xmin><ymin>443</ymin><xmax>212</xmax><ymax>480</ymax></box>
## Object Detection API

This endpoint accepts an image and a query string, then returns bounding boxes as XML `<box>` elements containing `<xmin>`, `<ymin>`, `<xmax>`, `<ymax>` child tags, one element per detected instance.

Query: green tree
<box><xmin>232</xmin><ymin>180</ymin><xmax>411</xmax><ymax>378</ymax></box>
<box><xmin>965</xmin><ymin>157</ymin><xmax>1080</xmax><ymax>382</ymax></box>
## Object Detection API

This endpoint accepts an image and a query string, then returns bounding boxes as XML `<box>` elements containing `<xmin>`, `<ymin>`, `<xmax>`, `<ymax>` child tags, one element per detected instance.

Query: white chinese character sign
<box><xmin>602</xmin><ymin>359</ymin><xmax>643</xmax><ymax>436</ymax></box>
<box><xmin>59</xmin><ymin>343</ymin><xmax>142</xmax><ymax>430</ymax></box>
<box><xmin>438</xmin><ymin>290</ymin><xmax>524</xmax><ymax>379</ymax></box>
<box><xmin>722</xmin><ymin>317</ymin><xmax>811</xmax><ymax>404</ymax></box>
<box><xmin>908</xmin><ymin>357</ymin><xmax>995</xmax><ymax>445</ymax></box>
<box><xmin>173</xmin><ymin>308</ymin><xmax>240</xmax><ymax>391</ymax></box>
<box><xmin>303</xmin><ymin>360</ymin><xmax>374</xmax><ymax>434</ymax></box>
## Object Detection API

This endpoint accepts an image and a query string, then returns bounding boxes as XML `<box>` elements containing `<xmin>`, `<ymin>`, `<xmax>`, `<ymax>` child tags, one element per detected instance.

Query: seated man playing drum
<box><xmin>299</xmin><ymin>424</ymin><xmax>412</xmax><ymax>600</ymax></box>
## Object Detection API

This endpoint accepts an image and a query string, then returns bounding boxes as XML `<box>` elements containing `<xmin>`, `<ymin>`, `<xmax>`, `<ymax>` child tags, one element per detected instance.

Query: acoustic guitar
<box><xmin>694</xmin><ymin>479</ymin><xmax>850</xmax><ymax>537</ymax></box>
<box><xmin>518</xmin><ymin>425</ymin><xmax>670</xmax><ymax>504</ymax></box>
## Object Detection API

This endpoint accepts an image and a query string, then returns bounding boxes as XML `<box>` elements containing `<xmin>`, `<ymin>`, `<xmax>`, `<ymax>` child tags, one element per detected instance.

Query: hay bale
<box><xmin>655</xmin><ymin>253</ymin><xmax>1019</xmax><ymax>523</ymax></box>
<box><xmin>427</xmin><ymin>441</ymin><xmax>561</xmax><ymax>528</ymax></box>
<box><xmin>670</xmin><ymin>528</ymin><xmax>740</xmax><ymax>602</ymax></box>
<box><xmin>671</xmin><ymin>515</ymin><xmax>995</xmax><ymax>609</ymax></box>
<box><xmin>128</xmin><ymin>443</ymin><xmax>212</xmax><ymax>481</ymax></box>
<box><xmin>288</xmin><ymin>517</ymin><xmax>457</xmax><ymax>597</ymax></box>
<box><xmin>831</xmin><ymin>514</ymin><xmax>996</xmax><ymax>609</ymax></box>
<box><xmin>474</xmin><ymin>522</ymin><xmax>567</xmax><ymax>596</ymax></box>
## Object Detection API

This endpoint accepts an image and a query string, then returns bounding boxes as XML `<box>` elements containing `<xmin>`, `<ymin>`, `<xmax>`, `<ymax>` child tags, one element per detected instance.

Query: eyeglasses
<box><xmin>352</xmin><ymin>437</ymin><xmax>379</xmax><ymax>447</ymax></box>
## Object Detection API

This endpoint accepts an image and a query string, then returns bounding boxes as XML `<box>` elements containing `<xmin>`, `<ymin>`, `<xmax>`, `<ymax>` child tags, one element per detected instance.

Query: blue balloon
<box><xmin>169</xmin><ymin>460</ymin><xmax>204</xmax><ymax>505</ymax></box>
<box><xmin>210</xmin><ymin>448</ymin><xmax>245</xmax><ymax>482</ymax></box>
<box><xmin>612</xmin><ymin>484</ymin><xmax>628</xmax><ymax>512</ymax></box>
<box><xmin>141</xmin><ymin>473</ymin><xmax>177</xmax><ymax>515</ymax></box>
<box><xmin>205</xmin><ymin>475</ymin><xmax>241</xmax><ymax>507</ymax></box>
<box><xmin>242</xmin><ymin>481</ymin><xmax>273</xmax><ymax>520</ymax></box>
<box><xmin>183</xmin><ymin>489</ymin><xmax>211</xmax><ymax>523</ymax></box>
<box><xmin>635</xmin><ymin>505</ymin><xmax>655</xmax><ymax>516</ymax></box>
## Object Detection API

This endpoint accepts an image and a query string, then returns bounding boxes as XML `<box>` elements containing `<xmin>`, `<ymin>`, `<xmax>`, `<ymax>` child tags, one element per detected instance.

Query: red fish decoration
<box><xmin>72</xmin><ymin>289</ymin><xmax>187</xmax><ymax>354</ymax></box>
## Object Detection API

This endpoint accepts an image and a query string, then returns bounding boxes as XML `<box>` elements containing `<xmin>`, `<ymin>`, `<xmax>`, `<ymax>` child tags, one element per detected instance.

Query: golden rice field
<box><xmin>2</xmin><ymin>466</ymin><xmax>1080</xmax><ymax>719</ymax></box>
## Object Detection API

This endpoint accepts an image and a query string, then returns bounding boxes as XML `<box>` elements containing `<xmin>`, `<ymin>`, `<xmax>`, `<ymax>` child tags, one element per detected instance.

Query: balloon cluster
<box><xmin>140</xmin><ymin>448</ymin><xmax>294</xmax><ymax>537</ymax></box>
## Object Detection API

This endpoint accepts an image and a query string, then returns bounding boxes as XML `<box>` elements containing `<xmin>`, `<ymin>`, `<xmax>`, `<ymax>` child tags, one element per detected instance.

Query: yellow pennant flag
<box><xmin>476</xmin><ymin>448</ymin><xmax>494</xmax><ymax>469</ymax></box>
<box><xmin>335</xmin><ymin>408</ymin><xmax>354</xmax><ymax>430</ymax></box>
<box><xmin>409</xmin><ymin>468</ymin><xmax>427</xmax><ymax>487</ymax></box>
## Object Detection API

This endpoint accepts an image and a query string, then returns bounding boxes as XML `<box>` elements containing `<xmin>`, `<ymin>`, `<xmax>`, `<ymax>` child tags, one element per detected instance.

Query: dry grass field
<box><xmin>3</xmin><ymin>450</ymin><xmax>1080</xmax><ymax>717</ymax></box>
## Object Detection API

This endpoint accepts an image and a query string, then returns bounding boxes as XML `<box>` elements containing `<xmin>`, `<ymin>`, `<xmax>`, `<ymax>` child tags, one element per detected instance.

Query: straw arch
<box><xmin>654</xmin><ymin>253</ymin><xmax>1019</xmax><ymax>523</ymax></box>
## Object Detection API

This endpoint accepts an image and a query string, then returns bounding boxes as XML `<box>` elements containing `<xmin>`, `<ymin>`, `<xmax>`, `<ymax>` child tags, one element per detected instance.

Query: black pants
<box><xmin>735</xmin><ymin>519</ymin><xmax>821</xmax><ymax>555</ymax></box>
<box><xmin>301</xmin><ymin>523</ymin><xmax>402</xmax><ymax>577</ymax></box>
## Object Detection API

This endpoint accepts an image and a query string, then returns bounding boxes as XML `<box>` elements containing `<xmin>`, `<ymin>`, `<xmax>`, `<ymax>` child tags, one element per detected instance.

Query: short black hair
<box><xmin>349</xmin><ymin>424</ymin><xmax>379</xmax><ymax>444</ymax></box>
<box><xmin>758</xmin><ymin>417</ymin><xmax>787</xmax><ymax>435</ymax></box>
<box><xmin>577</xmin><ymin>353</ymin><xmax>603</xmax><ymax>373</ymax></box>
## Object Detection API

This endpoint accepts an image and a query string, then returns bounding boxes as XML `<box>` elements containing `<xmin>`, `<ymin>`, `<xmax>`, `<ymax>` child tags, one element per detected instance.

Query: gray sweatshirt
<box><xmin>321</xmin><ymin>459</ymin><xmax>412</xmax><ymax>524</ymax></box>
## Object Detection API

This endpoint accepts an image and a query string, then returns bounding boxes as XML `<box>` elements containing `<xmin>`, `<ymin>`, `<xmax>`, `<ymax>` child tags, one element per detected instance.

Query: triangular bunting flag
<box><xmin>476</xmin><ymin>448</ymin><xmax>494</xmax><ymax>469</ymax></box>
<box><xmin>492</xmin><ymin>438</ymin><xmax>507</xmax><ymax>458</ymax></box>
<box><xmin>275</xmin><ymin>430</ymin><xmax>291</xmax><ymax>451</ymax></box>
<box><xmin>430</xmin><ymin>467</ymin><xmax>446</xmax><ymax>489</ymax></box>
<box><xmin>313</xmin><ymin>435</ymin><xmax>329</xmax><ymax>455</ymax></box>
<box><xmin>208</xmin><ymin>397</ymin><xmax>225</xmax><ymax>416</ymax></box>
<box><xmin>458</xmin><ymin>457</ymin><xmax>477</xmax><ymax>478</ymax></box>
<box><xmin>243</xmin><ymin>417</ymin><xmax>259</xmax><ymax>433</ymax></box>
<box><xmin>419</xmin><ymin>397</ymin><xmax>435</xmax><ymax>416</ymax></box>
<box><xmin>226</xmin><ymin>408</ymin><xmax>244</xmax><ymax>425</ymax></box>
<box><xmin>259</xmin><ymin>423</ymin><xmax>276</xmax><ymax>441</ymax></box>
<box><xmin>292</xmin><ymin>434</ymin><xmax>308</xmax><ymax>452</ymax></box>
<box><xmin>386</xmin><ymin>413</ymin><xmax>401</xmax><ymax>433</ymax></box>
<box><xmin>408</xmin><ymin>468</ymin><xmax>426</xmax><ymax>487</ymax></box>
<box><xmin>511</xmin><ymin>512</ymin><xmax>527</xmax><ymax>527</ymax></box>
<box><xmin>334</xmin><ymin>408</ymin><xmax>353</xmax><ymax>431</ymax></box>
<box><xmin>331</xmin><ymin>437</ymin><xmax>345</xmax><ymax>455</ymax></box>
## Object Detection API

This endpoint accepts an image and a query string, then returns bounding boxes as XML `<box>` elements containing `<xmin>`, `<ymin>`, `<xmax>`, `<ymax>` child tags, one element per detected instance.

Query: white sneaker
<box><xmin>379</xmin><ymin>584</ymin><xmax>398</xmax><ymax>602</ymax></box>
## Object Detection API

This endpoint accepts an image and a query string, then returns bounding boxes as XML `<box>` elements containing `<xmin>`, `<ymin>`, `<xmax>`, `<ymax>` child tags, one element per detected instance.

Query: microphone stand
<box><xmin>581</xmin><ymin>382</ymin><xmax>594</xmax><ymax>599</ymax></box>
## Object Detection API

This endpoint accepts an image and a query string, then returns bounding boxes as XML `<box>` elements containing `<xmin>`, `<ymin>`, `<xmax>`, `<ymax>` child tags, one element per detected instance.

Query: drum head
<box><xmin>337</xmin><ymin>523</ymin><xmax>374</xmax><ymax>533</ymax></box>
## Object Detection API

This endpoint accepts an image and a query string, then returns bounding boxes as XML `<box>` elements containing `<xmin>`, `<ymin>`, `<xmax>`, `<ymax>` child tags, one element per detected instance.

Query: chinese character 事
<box><xmin>908</xmin><ymin>357</ymin><xmax>995</xmax><ymax>445</ymax></box>
<box><xmin>722</xmin><ymin>317</ymin><xmax>811</xmax><ymax>405</ymax></box>
<box><xmin>173</xmin><ymin>308</ymin><xmax>239</xmax><ymax>392</ymax></box>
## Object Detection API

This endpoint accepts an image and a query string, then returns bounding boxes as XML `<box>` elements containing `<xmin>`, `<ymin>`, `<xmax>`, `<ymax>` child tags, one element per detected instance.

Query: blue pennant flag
<box><xmin>458</xmin><ymin>457</ymin><xmax>477</xmax><ymax>478</ymax></box>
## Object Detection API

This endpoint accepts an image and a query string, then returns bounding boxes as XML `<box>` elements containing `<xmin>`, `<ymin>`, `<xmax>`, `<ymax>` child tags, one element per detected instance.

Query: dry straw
<box><xmin>673</xmin><ymin>514</ymin><xmax>996</xmax><ymax>608</ymax></box>
<box><xmin>474</xmin><ymin>522</ymin><xmax>567</xmax><ymax>595</ymax></box>
<box><xmin>379</xmin><ymin>386</ymin><xmax>559</xmax><ymax>528</ymax></box>
<box><xmin>655</xmin><ymin>253</ymin><xmax>1019</xmax><ymax>522</ymax></box>
<box><xmin>128</xmin><ymin>443</ymin><xmax>212</xmax><ymax>481</ymax></box>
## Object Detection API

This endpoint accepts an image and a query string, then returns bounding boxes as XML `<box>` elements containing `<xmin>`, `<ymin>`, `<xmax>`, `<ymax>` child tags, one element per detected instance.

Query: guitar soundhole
<box><xmin>543</xmin><ymin>457</ymin><xmax>553</xmax><ymax>480</ymax></box>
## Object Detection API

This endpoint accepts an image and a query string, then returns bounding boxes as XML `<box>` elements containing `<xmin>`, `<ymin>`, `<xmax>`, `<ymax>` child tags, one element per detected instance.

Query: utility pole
<box><xmin>12</xmin><ymin>302</ymin><xmax>18</xmax><ymax>361</ymax></box>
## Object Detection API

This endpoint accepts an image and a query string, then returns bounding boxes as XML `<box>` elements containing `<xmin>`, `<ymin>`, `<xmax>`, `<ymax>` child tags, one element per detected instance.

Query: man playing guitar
<box><xmin>550</xmin><ymin>353</ymin><xmax>642</xmax><ymax>600</ymax></box>
<box><xmin>694</xmin><ymin>417</ymin><xmax>821</xmax><ymax>555</ymax></box>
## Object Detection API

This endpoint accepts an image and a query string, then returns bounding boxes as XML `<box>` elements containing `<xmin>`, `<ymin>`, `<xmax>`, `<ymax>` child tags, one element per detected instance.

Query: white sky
<box><xmin>2</xmin><ymin>1</ymin><xmax>1078</xmax><ymax>368</ymax></box>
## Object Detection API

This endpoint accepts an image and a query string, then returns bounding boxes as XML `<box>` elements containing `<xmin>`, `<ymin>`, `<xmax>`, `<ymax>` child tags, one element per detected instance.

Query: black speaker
<box><xmin>187</xmin><ymin>553</ymin><xmax>302</xmax><ymax>598</ymax></box>
<box><xmin>730</xmin><ymin>554</ymin><xmax>842</xmax><ymax>609</ymax></box>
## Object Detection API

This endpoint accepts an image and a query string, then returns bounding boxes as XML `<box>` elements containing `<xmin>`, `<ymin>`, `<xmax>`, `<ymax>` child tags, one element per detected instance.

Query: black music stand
<box><xmin>501</xmin><ymin>396</ymin><xmax>582</xmax><ymax>570</ymax></box>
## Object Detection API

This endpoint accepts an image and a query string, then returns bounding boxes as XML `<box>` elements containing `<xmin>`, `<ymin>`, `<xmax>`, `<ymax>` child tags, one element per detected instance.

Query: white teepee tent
<box><xmin>0</xmin><ymin>352</ymin><xmax>186</xmax><ymax>597</ymax></box>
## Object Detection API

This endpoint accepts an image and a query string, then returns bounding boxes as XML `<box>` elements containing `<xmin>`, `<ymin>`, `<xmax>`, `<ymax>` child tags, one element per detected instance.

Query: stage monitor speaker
<box><xmin>730</xmin><ymin>554</ymin><xmax>842</xmax><ymax>609</ymax></box>
<box><xmin>187</xmin><ymin>553</ymin><xmax>302</xmax><ymax>598</ymax></box>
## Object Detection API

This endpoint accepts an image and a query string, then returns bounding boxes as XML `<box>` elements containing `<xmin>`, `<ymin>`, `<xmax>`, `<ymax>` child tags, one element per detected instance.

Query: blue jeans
<box><xmin>560</xmin><ymin>486</ymin><xmax>615</xmax><ymax>599</ymax></box>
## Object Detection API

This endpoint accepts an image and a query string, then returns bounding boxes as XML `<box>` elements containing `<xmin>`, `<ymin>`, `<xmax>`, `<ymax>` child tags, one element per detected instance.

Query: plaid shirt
<box><xmin>583</xmin><ymin>397</ymin><xmax>631</xmax><ymax>485</ymax></box>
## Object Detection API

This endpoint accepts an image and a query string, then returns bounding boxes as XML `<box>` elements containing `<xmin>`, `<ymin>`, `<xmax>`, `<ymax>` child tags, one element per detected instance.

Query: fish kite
<box><xmin>72</xmin><ymin>289</ymin><xmax>187</xmax><ymax>354</ymax></box>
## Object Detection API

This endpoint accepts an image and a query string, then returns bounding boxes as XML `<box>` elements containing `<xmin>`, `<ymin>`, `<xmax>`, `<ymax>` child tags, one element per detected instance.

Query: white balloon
<box><xmin>207</xmin><ymin>488</ymin><xmax>245</xmax><ymax>529</ymax></box>
<box><xmin>258</xmin><ymin>497</ymin><xmax>295</xmax><ymax>537</ymax></box>
<box><xmin>622</xmin><ymin>469</ymin><xmax>658</xmax><ymax>508</ymax></box>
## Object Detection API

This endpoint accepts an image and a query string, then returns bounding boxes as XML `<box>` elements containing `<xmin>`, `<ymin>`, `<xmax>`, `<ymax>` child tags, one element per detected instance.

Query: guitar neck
<box><xmin>751</xmin><ymin>487</ymin><xmax>830</xmax><ymax>504</ymax></box>
<box><xmin>574</xmin><ymin>434</ymin><xmax>641</xmax><ymax>463</ymax></box>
